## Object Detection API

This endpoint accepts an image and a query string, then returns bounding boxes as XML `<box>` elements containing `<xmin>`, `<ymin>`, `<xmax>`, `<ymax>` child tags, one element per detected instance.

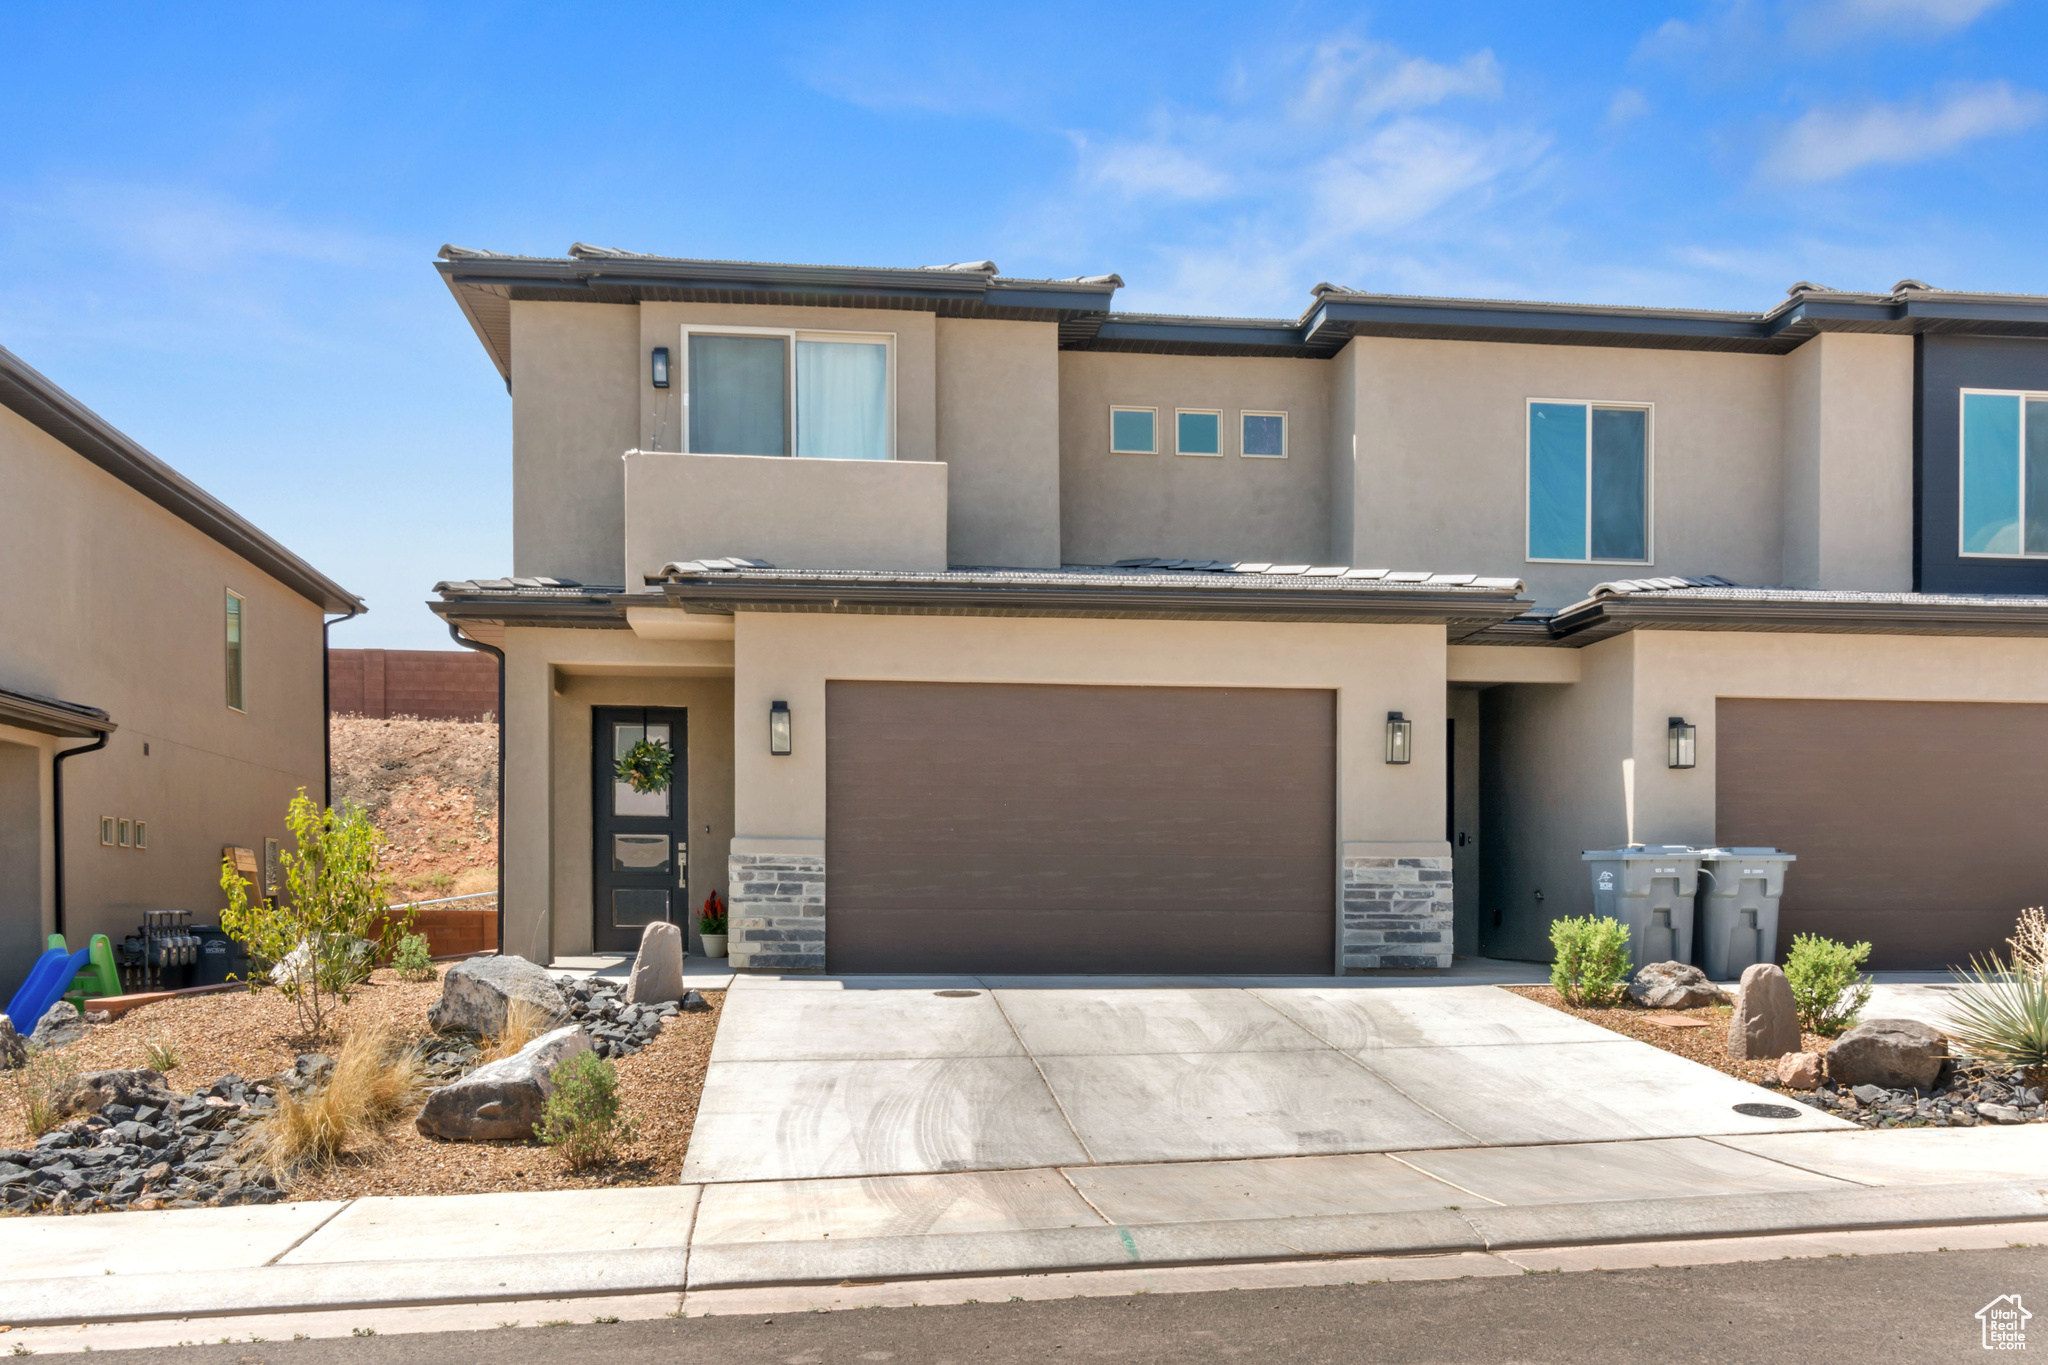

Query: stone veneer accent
<box><xmin>728</xmin><ymin>852</ymin><xmax>826</xmax><ymax>971</ymax></box>
<box><xmin>1342</xmin><ymin>855</ymin><xmax>1454</xmax><ymax>971</ymax></box>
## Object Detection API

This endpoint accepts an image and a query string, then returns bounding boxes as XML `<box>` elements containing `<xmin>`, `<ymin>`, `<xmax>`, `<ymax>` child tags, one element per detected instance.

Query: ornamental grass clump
<box><xmin>1943</xmin><ymin>957</ymin><xmax>2048</xmax><ymax>1089</ymax></box>
<box><xmin>536</xmin><ymin>1051</ymin><xmax>639</xmax><ymax>1170</ymax></box>
<box><xmin>1549</xmin><ymin>915</ymin><xmax>1632</xmax><ymax>1008</ymax></box>
<box><xmin>6</xmin><ymin>1045</ymin><xmax>79</xmax><ymax>1138</ymax></box>
<box><xmin>1782</xmin><ymin>933</ymin><xmax>1874</xmax><ymax>1036</ymax></box>
<box><xmin>246</xmin><ymin>1025</ymin><xmax>421</xmax><ymax>1175</ymax></box>
<box><xmin>478</xmin><ymin>998</ymin><xmax>556</xmax><ymax>1065</ymax></box>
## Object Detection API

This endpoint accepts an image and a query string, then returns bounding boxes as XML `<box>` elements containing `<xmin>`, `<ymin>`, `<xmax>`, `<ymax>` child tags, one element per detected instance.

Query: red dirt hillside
<box><xmin>329</xmin><ymin>716</ymin><xmax>497</xmax><ymax>903</ymax></box>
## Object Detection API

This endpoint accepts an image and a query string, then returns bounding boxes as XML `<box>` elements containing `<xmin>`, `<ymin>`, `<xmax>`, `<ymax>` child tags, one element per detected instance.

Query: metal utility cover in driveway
<box><xmin>824</xmin><ymin>681</ymin><xmax>1335</xmax><ymax>974</ymax></box>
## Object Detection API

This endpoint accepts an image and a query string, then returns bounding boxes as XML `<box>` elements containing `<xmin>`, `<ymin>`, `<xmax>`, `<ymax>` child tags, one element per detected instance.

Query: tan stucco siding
<box><xmin>501</xmin><ymin>626</ymin><xmax>735</xmax><ymax>964</ymax></box>
<box><xmin>729</xmin><ymin>613</ymin><xmax>1448</xmax><ymax>852</ymax></box>
<box><xmin>1343</xmin><ymin>337</ymin><xmax>1786</xmax><ymax>606</ymax></box>
<box><xmin>936</xmin><ymin>318</ymin><xmax>1060</xmax><ymax>568</ymax></box>
<box><xmin>1779</xmin><ymin>334</ymin><xmax>1914</xmax><ymax>591</ymax></box>
<box><xmin>511</xmin><ymin>301</ymin><xmax>640</xmax><ymax>584</ymax></box>
<box><xmin>0</xmin><ymin>402</ymin><xmax>327</xmax><ymax>964</ymax></box>
<box><xmin>1058</xmin><ymin>351</ymin><xmax>1333</xmax><ymax>566</ymax></box>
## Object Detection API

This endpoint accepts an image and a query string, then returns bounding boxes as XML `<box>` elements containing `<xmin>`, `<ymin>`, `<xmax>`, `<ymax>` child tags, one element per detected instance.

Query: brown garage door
<box><xmin>1717</xmin><ymin>698</ymin><xmax>2047</xmax><ymax>970</ymax></box>
<box><xmin>826</xmin><ymin>681</ymin><xmax>1335</xmax><ymax>974</ymax></box>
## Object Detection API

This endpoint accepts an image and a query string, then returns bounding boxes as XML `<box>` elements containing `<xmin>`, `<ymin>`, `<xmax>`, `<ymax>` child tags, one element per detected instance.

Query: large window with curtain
<box><xmin>1526</xmin><ymin>399</ymin><xmax>1651</xmax><ymax>563</ymax></box>
<box><xmin>1959</xmin><ymin>389</ymin><xmax>2048</xmax><ymax>557</ymax></box>
<box><xmin>684</xmin><ymin>328</ymin><xmax>893</xmax><ymax>459</ymax></box>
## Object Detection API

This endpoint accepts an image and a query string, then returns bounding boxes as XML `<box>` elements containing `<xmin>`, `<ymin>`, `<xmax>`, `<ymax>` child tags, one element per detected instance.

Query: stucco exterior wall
<box><xmin>1343</xmin><ymin>337</ymin><xmax>1786</xmax><ymax>605</ymax></box>
<box><xmin>511</xmin><ymin>301</ymin><xmax>640</xmax><ymax>585</ymax></box>
<box><xmin>500</xmin><ymin>625</ymin><xmax>734</xmax><ymax>964</ymax></box>
<box><xmin>622</xmin><ymin>451</ymin><xmax>947</xmax><ymax>581</ymax></box>
<box><xmin>1057</xmin><ymin>351</ymin><xmax>1333</xmax><ymax>566</ymax></box>
<box><xmin>935</xmin><ymin>317</ymin><xmax>1061</xmax><ymax>568</ymax></box>
<box><xmin>0</xmin><ymin>403</ymin><xmax>329</xmax><ymax>985</ymax></box>
<box><xmin>1780</xmin><ymin>333</ymin><xmax>1914</xmax><ymax>591</ymax></box>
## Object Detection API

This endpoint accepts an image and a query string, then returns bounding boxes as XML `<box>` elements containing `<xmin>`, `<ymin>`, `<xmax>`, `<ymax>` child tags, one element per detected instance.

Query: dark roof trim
<box><xmin>0</xmin><ymin>687</ymin><xmax>115</xmax><ymax>738</ymax></box>
<box><xmin>428</xmin><ymin>591</ymin><xmax>628</xmax><ymax>631</ymax></box>
<box><xmin>0</xmin><ymin>346</ymin><xmax>364</xmax><ymax>613</ymax></box>
<box><xmin>1550</xmin><ymin>592</ymin><xmax>2048</xmax><ymax>644</ymax></box>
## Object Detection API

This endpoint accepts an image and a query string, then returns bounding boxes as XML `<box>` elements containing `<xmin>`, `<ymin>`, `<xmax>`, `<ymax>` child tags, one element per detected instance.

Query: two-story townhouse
<box><xmin>430</xmin><ymin>244</ymin><xmax>2048</xmax><ymax>976</ymax></box>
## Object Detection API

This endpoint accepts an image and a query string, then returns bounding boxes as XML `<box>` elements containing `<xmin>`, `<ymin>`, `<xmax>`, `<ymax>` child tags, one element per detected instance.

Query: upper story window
<box><xmin>1527</xmin><ymin>400</ymin><xmax>1651</xmax><ymax>564</ymax></box>
<box><xmin>1242</xmin><ymin>412</ymin><xmax>1287</xmax><ymax>458</ymax></box>
<box><xmin>683</xmin><ymin>327</ymin><xmax>894</xmax><ymax>460</ymax></box>
<box><xmin>1960</xmin><ymin>389</ymin><xmax>2048</xmax><ymax>556</ymax></box>
<box><xmin>1176</xmin><ymin>409</ymin><xmax>1221</xmax><ymax>456</ymax></box>
<box><xmin>225</xmin><ymin>589</ymin><xmax>245</xmax><ymax>711</ymax></box>
<box><xmin>1110</xmin><ymin>406</ymin><xmax>1157</xmax><ymax>454</ymax></box>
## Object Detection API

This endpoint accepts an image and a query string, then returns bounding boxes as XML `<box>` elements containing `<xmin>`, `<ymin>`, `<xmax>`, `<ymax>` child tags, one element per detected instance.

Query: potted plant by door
<box><xmin>698</xmin><ymin>889</ymin><xmax>728</xmax><ymax>959</ymax></box>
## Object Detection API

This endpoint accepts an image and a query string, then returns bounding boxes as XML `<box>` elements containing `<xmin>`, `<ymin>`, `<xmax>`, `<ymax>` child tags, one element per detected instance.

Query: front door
<box><xmin>592</xmin><ymin>707</ymin><xmax>688</xmax><ymax>954</ymax></box>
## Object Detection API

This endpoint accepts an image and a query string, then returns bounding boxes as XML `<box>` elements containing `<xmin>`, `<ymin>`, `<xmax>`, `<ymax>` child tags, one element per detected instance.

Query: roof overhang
<box><xmin>1550</xmin><ymin>590</ymin><xmax>2048</xmax><ymax>644</ymax></box>
<box><xmin>0</xmin><ymin>346</ymin><xmax>363</xmax><ymax>614</ymax></box>
<box><xmin>0</xmin><ymin>687</ymin><xmax>115</xmax><ymax>738</ymax></box>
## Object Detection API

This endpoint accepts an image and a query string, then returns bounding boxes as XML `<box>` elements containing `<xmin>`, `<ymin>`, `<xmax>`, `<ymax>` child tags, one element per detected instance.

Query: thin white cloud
<box><xmin>36</xmin><ymin>182</ymin><xmax>382</xmax><ymax>271</ymax></box>
<box><xmin>1796</xmin><ymin>0</ymin><xmax>2004</xmax><ymax>33</ymax></box>
<box><xmin>1310</xmin><ymin>120</ymin><xmax>1546</xmax><ymax>238</ymax></box>
<box><xmin>1761</xmin><ymin>82</ymin><xmax>2045</xmax><ymax>181</ymax></box>
<box><xmin>1644</xmin><ymin>0</ymin><xmax>2003</xmax><ymax>65</ymax></box>
<box><xmin>1075</xmin><ymin>137</ymin><xmax>1233</xmax><ymax>200</ymax></box>
<box><xmin>1605</xmin><ymin>88</ymin><xmax>1652</xmax><ymax>129</ymax></box>
<box><xmin>1293</xmin><ymin>37</ymin><xmax>1503</xmax><ymax>122</ymax></box>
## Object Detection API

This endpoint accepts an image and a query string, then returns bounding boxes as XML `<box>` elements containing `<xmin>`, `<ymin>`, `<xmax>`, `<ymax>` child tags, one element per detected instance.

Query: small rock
<box><xmin>681</xmin><ymin>989</ymin><xmax>711</xmax><ymax>1013</ymax></box>
<box><xmin>31</xmin><ymin>1001</ymin><xmax>86</xmax><ymax>1049</ymax></box>
<box><xmin>49</xmin><ymin>1070</ymin><xmax>179</xmax><ymax>1124</ymax></box>
<box><xmin>1852</xmin><ymin>1083</ymin><xmax>1887</xmax><ymax>1105</ymax></box>
<box><xmin>625</xmin><ymin>921</ymin><xmax>685</xmax><ymax>1006</ymax></box>
<box><xmin>1827</xmin><ymin>1019</ymin><xmax>1948</xmax><ymax>1092</ymax></box>
<box><xmin>428</xmin><ymin>957</ymin><xmax>568</xmax><ymax>1037</ymax></box>
<box><xmin>1628</xmin><ymin>961</ymin><xmax>1725</xmax><ymax>1010</ymax></box>
<box><xmin>1776</xmin><ymin>1052</ymin><xmax>1822</xmax><ymax>1090</ymax></box>
<box><xmin>1978</xmin><ymin>1103</ymin><xmax>2025</xmax><ymax>1125</ymax></box>
<box><xmin>0</xmin><ymin>1014</ymin><xmax>27</xmax><ymax>1068</ymax></box>
<box><xmin>414</xmin><ymin>1025</ymin><xmax>593</xmax><ymax>1141</ymax></box>
<box><xmin>143</xmin><ymin>1161</ymin><xmax>171</xmax><ymax>1184</ymax></box>
<box><xmin>1726</xmin><ymin>964</ymin><xmax>1800</xmax><ymax>1061</ymax></box>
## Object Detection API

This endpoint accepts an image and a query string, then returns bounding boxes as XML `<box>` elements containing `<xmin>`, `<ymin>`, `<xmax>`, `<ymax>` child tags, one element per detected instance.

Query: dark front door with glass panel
<box><xmin>592</xmin><ymin>708</ymin><xmax>688</xmax><ymax>954</ymax></box>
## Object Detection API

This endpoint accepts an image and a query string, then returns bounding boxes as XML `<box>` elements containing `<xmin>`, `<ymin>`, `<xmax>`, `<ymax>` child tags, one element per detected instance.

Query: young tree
<box><xmin>221</xmin><ymin>789</ymin><xmax>405</xmax><ymax>1038</ymax></box>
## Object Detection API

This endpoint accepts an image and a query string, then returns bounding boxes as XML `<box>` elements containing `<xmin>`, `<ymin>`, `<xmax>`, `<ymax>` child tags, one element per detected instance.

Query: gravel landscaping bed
<box><xmin>1510</xmin><ymin>984</ymin><xmax>2047</xmax><ymax>1128</ymax></box>
<box><xmin>1</xmin><ymin>966</ymin><xmax>722</xmax><ymax>1215</ymax></box>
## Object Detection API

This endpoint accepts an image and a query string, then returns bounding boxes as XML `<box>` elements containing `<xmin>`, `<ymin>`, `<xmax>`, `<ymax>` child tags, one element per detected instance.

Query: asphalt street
<box><xmin>81</xmin><ymin>1246</ymin><xmax>2045</xmax><ymax>1364</ymax></box>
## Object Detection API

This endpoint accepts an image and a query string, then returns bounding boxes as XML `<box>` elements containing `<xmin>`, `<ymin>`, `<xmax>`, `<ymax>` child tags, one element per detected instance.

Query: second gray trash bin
<box><xmin>1696</xmin><ymin>847</ymin><xmax>1796</xmax><ymax>981</ymax></box>
<box><xmin>1581</xmin><ymin>846</ymin><xmax>1703</xmax><ymax>971</ymax></box>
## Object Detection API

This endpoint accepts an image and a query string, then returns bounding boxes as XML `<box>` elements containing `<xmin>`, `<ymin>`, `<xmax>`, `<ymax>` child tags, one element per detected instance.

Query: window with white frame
<box><xmin>1960</xmin><ymin>389</ymin><xmax>2048</xmax><ymax>556</ymax></box>
<box><xmin>683</xmin><ymin>327</ymin><xmax>894</xmax><ymax>460</ymax></box>
<box><xmin>1109</xmin><ymin>406</ymin><xmax>1156</xmax><ymax>454</ymax></box>
<box><xmin>1241</xmin><ymin>411</ymin><xmax>1287</xmax><ymax>458</ymax></box>
<box><xmin>1526</xmin><ymin>400</ymin><xmax>1651</xmax><ymax>563</ymax></box>
<box><xmin>1176</xmin><ymin>409</ymin><xmax>1221</xmax><ymax>456</ymax></box>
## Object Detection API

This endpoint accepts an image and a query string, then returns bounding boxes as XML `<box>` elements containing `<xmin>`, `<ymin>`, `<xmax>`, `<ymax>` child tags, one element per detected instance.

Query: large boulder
<box><xmin>49</xmin><ymin>1069</ymin><xmax>180</xmax><ymax>1122</ymax></box>
<box><xmin>31</xmin><ymin>1001</ymin><xmax>86</xmax><ymax>1049</ymax></box>
<box><xmin>427</xmin><ymin>957</ymin><xmax>567</xmax><ymax>1037</ymax></box>
<box><xmin>0</xmin><ymin>1015</ymin><xmax>23</xmax><ymax>1069</ymax></box>
<box><xmin>1826</xmin><ymin>1018</ymin><xmax>1948</xmax><ymax>1092</ymax></box>
<box><xmin>1628</xmin><ymin>961</ymin><xmax>1725</xmax><ymax>1010</ymax></box>
<box><xmin>625</xmin><ymin>922</ymin><xmax>684</xmax><ymax>1006</ymax></box>
<box><xmin>414</xmin><ymin>1025</ymin><xmax>592</xmax><ymax>1141</ymax></box>
<box><xmin>1727</xmin><ymin>963</ymin><xmax>1801</xmax><ymax>1061</ymax></box>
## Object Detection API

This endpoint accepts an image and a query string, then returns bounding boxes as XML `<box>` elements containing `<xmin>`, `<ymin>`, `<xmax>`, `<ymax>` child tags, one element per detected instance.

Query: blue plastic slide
<box><xmin>4</xmin><ymin>946</ymin><xmax>90</xmax><ymax>1036</ymax></box>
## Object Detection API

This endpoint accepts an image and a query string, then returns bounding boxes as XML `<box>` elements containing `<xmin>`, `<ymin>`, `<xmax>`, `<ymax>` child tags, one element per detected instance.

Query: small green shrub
<box><xmin>1782</xmin><ymin>933</ymin><xmax>1874</xmax><ymax>1036</ymax></box>
<box><xmin>1549</xmin><ymin>915</ymin><xmax>1633</xmax><ymax>1008</ymax></box>
<box><xmin>536</xmin><ymin>1052</ymin><xmax>639</xmax><ymax>1169</ymax></box>
<box><xmin>392</xmin><ymin>933</ymin><xmax>435</xmax><ymax>982</ymax></box>
<box><xmin>144</xmin><ymin>1039</ymin><xmax>181</xmax><ymax>1073</ymax></box>
<box><xmin>1945</xmin><ymin>956</ymin><xmax>2048</xmax><ymax>1088</ymax></box>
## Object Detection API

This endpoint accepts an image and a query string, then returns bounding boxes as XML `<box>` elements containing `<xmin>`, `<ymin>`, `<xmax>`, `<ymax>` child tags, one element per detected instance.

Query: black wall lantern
<box><xmin>651</xmin><ymin>346</ymin><xmax>671</xmax><ymax>389</ymax></box>
<box><xmin>1667</xmin><ymin>716</ymin><xmax>1697</xmax><ymax>769</ymax></box>
<box><xmin>769</xmin><ymin>699</ymin><xmax>792</xmax><ymax>756</ymax></box>
<box><xmin>1385</xmin><ymin>711</ymin><xmax>1413</xmax><ymax>764</ymax></box>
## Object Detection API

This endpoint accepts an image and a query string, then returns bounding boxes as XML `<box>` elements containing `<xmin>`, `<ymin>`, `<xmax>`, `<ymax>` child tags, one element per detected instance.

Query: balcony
<box><xmin>622</xmin><ymin>451</ymin><xmax>948</xmax><ymax>586</ymax></box>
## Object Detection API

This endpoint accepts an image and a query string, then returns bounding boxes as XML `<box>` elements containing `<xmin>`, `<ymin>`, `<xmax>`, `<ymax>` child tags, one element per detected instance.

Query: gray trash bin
<box><xmin>1581</xmin><ymin>846</ymin><xmax>1703</xmax><ymax>970</ymax></box>
<box><xmin>1696</xmin><ymin>847</ymin><xmax>1796</xmax><ymax>981</ymax></box>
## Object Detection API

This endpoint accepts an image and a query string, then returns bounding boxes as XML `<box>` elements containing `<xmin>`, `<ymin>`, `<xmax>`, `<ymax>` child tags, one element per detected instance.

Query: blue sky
<box><xmin>4</xmin><ymin>1</ymin><xmax>2045</xmax><ymax>648</ymax></box>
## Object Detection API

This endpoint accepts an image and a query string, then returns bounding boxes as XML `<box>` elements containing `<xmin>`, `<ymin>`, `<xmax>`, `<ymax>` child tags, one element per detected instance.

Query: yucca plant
<box><xmin>1944</xmin><ymin>955</ymin><xmax>2048</xmax><ymax>1090</ymax></box>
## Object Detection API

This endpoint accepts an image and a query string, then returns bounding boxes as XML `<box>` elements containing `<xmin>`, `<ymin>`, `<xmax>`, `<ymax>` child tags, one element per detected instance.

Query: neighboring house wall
<box><xmin>1343</xmin><ymin>337</ymin><xmax>1787</xmax><ymax>607</ymax></box>
<box><xmin>0</xmin><ymin>402</ymin><xmax>328</xmax><ymax>967</ymax></box>
<box><xmin>935</xmin><ymin>318</ymin><xmax>1061</xmax><ymax>568</ymax></box>
<box><xmin>0</xmin><ymin>736</ymin><xmax>44</xmax><ymax>999</ymax></box>
<box><xmin>1915</xmin><ymin>334</ymin><xmax>2048</xmax><ymax>594</ymax></box>
<box><xmin>1780</xmin><ymin>333</ymin><xmax>1915</xmax><ymax>591</ymax></box>
<box><xmin>328</xmin><ymin>648</ymin><xmax>498</xmax><ymax>720</ymax></box>
<box><xmin>1058</xmin><ymin>352</ymin><xmax>1334</xmax><ymax>566</ymax></box>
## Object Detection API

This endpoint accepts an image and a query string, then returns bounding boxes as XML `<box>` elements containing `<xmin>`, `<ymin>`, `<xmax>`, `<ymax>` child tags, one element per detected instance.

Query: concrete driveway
<box><xmin>680</xmin><ymin>975</ymin><xmax>1846</xmax><ymax>1185</ymax></box>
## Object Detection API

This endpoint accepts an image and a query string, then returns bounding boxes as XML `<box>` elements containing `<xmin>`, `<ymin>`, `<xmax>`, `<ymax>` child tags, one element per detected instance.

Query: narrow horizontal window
<box><xmin>1110</xmin><ymin>406</ymin><xmax>1156</xmax><ymax>454</ymax></box>
<box><xmin>1176</xmin><ymin>410</ymin><xmax>1221</xmax><ymax>456</ymax></box>
<box><xmin>1527</xmin><ymin>401</ymin><xmax>1649</xmax><ymax>563</ymax></box>
<box><xmin>1242</xmin><ymin>412</ymin><xmax>1287</xmax><ymax>458</ymax></box>
<box><xmin>1960</xmin><ymin>390</ymin><xmax>2048</xmax><ymax>557</ymax></box>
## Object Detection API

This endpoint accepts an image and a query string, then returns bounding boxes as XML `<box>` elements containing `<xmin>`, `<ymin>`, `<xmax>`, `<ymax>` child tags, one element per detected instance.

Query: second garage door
<box><xmin>826</xmin><ymin>681</ymin><xmax>1336</xmax><ymax>974</ymax></box>
<box><xmin>1717</xmin><ymin>698</ymin><xmax>2048</xmax><ymax>970</ymax></box>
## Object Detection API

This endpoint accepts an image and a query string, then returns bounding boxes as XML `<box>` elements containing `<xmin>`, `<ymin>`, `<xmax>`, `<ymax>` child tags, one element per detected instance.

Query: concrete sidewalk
<box><xmin>4</xmin><ymin>1127</ymin><xmax>2045</xmax><ymax>1329</ymax></box>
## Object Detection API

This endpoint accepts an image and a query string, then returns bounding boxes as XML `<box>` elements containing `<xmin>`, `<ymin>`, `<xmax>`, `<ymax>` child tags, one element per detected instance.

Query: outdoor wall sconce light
<box><xmin>1667</xmin><ymin>716</ymin><xmax>1697</xmax><ymax>769</ymax></box>
<box><xmin>769</xmin><ymin>700</ymin><xmax>792</xmax><ymax>756</ymax></box>
<box><xmin>651</xmin><ymin>346</ymin><xmax>671</xmax><ymax>389</ymax></box>
<box><xmin>1385</xmin><ymin>711</ymin><xmax>1413</xmax><ymax>764</ymax></box>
